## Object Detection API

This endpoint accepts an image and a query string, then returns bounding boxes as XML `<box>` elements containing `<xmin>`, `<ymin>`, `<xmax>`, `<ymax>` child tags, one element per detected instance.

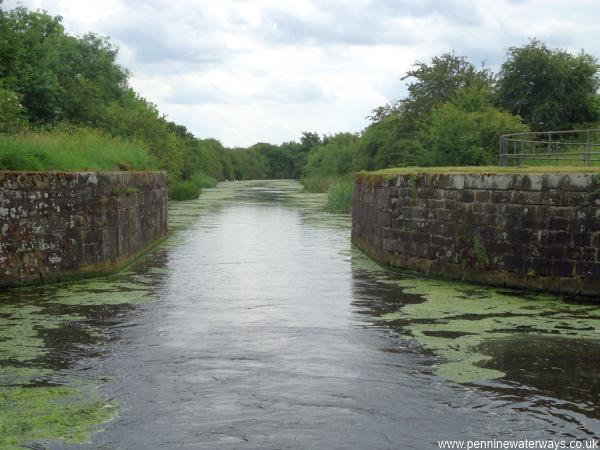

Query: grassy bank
<box><xmin>0</xmin><ymin>128</ymin><xmax>221</xmax><ymax>200</ymax></box>
<box><xmin>325</xmin><ymin>177</ymin><xmax>354</xmax><ymax>214</ymax></box>
<box><xmin>363</xmin><ymin>165</ymin><xmax>600</xmax><ymax>176</ymax></box>
<box><xmin>169</xmin><ymin>171</ymin><xmax>218</xmax><ymax>201</ymax></box>
<box><xmin>301</xmin><ymin>175</ymin><xmax>343</xmax><ymax>193</ymax></box>
<box><xmin>0</xmin><ymin>128</ymin><xmax>158</xmax><ymax>172</ymax></box>
<box><xmin>301</xmin><ymin>175</ymin><xmax>354</xmax><ymax>214</ymax></box>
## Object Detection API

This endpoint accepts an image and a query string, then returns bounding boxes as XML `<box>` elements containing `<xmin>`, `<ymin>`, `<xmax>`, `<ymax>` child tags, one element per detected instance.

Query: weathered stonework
<box><xmin>0</xmin><ymin>171</ymin><xmax>168</xmax><ymax>288</ymax></box>
<box><xmin>352</xmin><ymin>172</ymin><xmax>600</xmax><ymax>298</ymax></box>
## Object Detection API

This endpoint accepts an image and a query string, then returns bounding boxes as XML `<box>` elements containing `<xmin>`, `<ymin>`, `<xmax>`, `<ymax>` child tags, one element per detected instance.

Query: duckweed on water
<box><xmin>353</xmin><ymin>253</ymin><xmax>600</xmax><ymax>384</ymax></box>
<box><xmin>0</xmin><ymin>385</ymin><xmax>115</xmax><ymax>450</ymax></box>
<box><xmin>0</xmin><ymin>266</ymin><xmax>162</xmax><ymax>447</ymax></box>
<box><xmin>0</xmin><ymin>305</ymin><xmax>86</xmax><ymax>363</ymax></box>
<box><xmin>51</xmin><ymin>284</ymin><xmax>153</xmax><ymax>306</ymax></box>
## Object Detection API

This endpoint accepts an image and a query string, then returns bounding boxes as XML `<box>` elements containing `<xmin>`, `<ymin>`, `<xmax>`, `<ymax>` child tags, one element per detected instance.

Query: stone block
<box><xmin>352</xmin><ymin>172</ymin><xmax>600</xmax><ymax>298</ymax></box>
<box><xmin>0</xmin><ymin>171</ymin><xmax>168</xmax><ymax>288</ymax></box>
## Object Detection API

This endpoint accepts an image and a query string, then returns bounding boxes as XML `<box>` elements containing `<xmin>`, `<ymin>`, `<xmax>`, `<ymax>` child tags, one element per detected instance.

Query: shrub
<box><xmin>301</xmin><ymin>175</ymin><xmax>341</xmax><ymax>193</ymax></box>
<box><xmin>169</xmin><ymin>180</ymin><xmax>200</xmax><ymax>201</ymax></box>
<box><xmin>325</xmin><ymin>177</ymin><xmax>354</xmax><ymax>214</ymax></box>
<box><xmin>191</xmin><ymin>170</ymin><xmax>218</xmax><ymax>188</ymax></box>
<box><xmin>0</xmin><ymin>87</ymin><xmax>27</xmax><ymax>133</ymax></box>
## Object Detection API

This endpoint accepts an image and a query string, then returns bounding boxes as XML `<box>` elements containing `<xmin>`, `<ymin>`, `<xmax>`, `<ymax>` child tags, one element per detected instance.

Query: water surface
<box><xmin>1</xmin><ymin>180</ymin><xmax>599</xmax><ymax>449</ymax></box>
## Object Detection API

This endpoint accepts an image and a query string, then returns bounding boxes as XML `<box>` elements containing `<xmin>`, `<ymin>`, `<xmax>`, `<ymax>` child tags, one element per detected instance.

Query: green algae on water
<box><xmin>0</xmin><ymin>298</ymin><xmax>118</xmax><ymax>448</ymax></box>
<box><xmin>0</xmin><ymin>385</ymin><xmax>116</xmax><ymax>450</ymax></box>
<box><xmin>0</xmin><ymin>272</ymin><xmax>158</xmax><ymax>447</ymax></box>
<box><xmin>353</xmin><ymin>251</ymin><xmax>600</xmax><ymax>384</ymax></box>
<box><xmin>51</xmin><ymin>284</ymin><xmax>153</xmax><ymax>306</ymax></box>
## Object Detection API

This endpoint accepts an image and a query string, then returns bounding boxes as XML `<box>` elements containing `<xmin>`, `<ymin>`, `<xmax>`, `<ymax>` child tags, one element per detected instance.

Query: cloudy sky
<box><xmin>4</xmin><ymin>0</ymin><xmax>600</xmax><ymax>146</ymax></box>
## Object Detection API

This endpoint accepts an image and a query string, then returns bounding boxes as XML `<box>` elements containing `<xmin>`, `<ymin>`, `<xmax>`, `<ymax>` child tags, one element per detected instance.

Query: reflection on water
<box><xmin>0</xmin><ymin>180</ymin><xmax>599</xmax><ymax>449</ymax></box>
<box><xmin>479</xmin><ymin>336</ymin><xmax>600</xmax><ymax>418</ymax></box>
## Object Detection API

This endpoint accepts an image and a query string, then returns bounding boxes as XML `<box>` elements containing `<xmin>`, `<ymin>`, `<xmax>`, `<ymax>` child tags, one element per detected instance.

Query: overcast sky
<box><xmin>4</xmin><ymin>0</ymin><xmax>600</xmax><ymax>146</ymax></box>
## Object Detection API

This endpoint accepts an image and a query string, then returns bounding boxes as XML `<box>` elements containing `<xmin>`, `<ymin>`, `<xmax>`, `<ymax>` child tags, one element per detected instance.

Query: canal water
<box><xmin>1</xmin><ymin>180</ymin><xmax>599</xmax><ymax>449</ymax></box>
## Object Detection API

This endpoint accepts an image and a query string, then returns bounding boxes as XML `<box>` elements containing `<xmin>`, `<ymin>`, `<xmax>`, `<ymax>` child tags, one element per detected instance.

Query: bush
<box><xmin>0</xmin><ymin>87</ymin><xmax>27</xmax><ymax>133</ymax></box>
<box><xmin>169</xmin><ymin>180</ymin><xmax>201</xmax><ymax>201</ymax></box>
<box><xmin>417</xmin><ymin>87</ymin><xmax>528</xmax><ymax>166</ymax></box>
<box><xmin>301</xmin><ymin>175</ymin><xmax>340</xmax><ymax>193</ymax></box>
<box><xmin>191</xmin><ymin>170</ymin><xmax>218</xmax><ymax>188</ymax></box>
<box><xmin>325</xmin><ymin>177</ymin><xmax>354</xmax><ymax>214</ymax></box>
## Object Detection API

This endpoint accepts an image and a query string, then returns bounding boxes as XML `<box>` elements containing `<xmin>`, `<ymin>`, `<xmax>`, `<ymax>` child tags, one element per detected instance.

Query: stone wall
<box><xmin>0</xmin><ymin>171</ymin><xmax>168</xmax><ymax>288</ymax></box>
<box><xmin>352</xmin><ymin>172</ymin><xmax>600</xmax><ymax>298</ymax></box>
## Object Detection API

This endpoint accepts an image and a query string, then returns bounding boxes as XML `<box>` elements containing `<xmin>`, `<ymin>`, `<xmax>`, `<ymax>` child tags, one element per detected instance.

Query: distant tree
<box><xmin>366</xmin><ymin>103</ymin><xmax>400</xmax><ymax>123</ymax></box>
<box><xmin>495</xmin><ymin>39</ymin><xmax>600</xmax><ymax>130</ymax></box>
<box><xmin>354</xmin><ymin>115</ymin><xmax>421</xmax><ymax>170</ymax></box>
<box><xmin>303</xmin><ymin>132</ymin><xmax>359</xmax><ymax>177</ymax></box>
<box><xmin>299</xmin><ymin>131</ymin><xmax>321</xmax><ymax>152</ymax></box>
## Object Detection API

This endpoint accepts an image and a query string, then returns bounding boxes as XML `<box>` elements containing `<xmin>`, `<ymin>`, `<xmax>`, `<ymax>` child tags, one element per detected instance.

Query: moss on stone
<box><xmin>360</xmin><ymin>165</ymin><xmax>600</xmax><ymax>177</ymax></box>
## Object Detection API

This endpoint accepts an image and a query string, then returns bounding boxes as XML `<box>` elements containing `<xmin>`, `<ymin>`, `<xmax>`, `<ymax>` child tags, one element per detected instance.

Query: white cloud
<box><xmin>4</xmin><ymin>0</ymin><xmax>600</xmax><ymax>146</ymax></box>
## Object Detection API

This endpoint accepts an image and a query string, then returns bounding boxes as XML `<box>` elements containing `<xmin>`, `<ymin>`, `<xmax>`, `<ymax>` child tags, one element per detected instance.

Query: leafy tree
<box><xmin>304</xmin><ymin>133</ymin><xmax>359</xmax><ymax>177</ymax></box>
<box><xmin>278</xmin><ymin>141</ymin><xmax>304</xmax><ymax>178</ymax></box>
<box><xmin>418</xmin><ymin>86</ymin><xmax>528</xmax><ymax>166</ymax></box>
<box><xmin>354</xmin><ymin>115</ymin><xmax>420</xmax><ymax>170</ymax></box>
<box><xmin>0</xmin><ymin>6</ymin><xmax>127</xmax><ymax>125</ymax></box>
<box><xmin>370</xmin><ymin>53</ymin><xmax>493</xmax><ymax>129</ymax></box>
<box><xmin>299</xmin><ymin>131</ymin><xmax>321</xmax><ymax>152</ymax></box>
<box><xmin>359</xmin><ymin>53</ymin><xmax>497</xmax><ymax>171</ymax></box>
<box><xmin>0</xmin><ymin>7</ymin><xmax>65</xmax><ymax>122</ymax></box>
<box><xmin>401</xmin><ymin>53</ymin><xmax>492</xmax><ymax>123</ymax></box>
<box><xmin>496</xmin><ymin>39</ymin><xmax>600</xmax><ymax>130</ymax></box>
<box><xmin>56</xmin><ymin>33</ymin><xmax>128</xmax><ymax>124</ymax></box>
<box><xmin>0</xmin><ymin>85</ymin><xmax>26</xmax><ymax>132</ymax></box>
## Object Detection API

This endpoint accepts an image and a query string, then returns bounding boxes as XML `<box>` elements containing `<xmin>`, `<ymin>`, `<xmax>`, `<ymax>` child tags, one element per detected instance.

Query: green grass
<box><xmin>510</xmin><ymin>154</ymin><xmax>600</xmax><ymax>167</ymax></box>
<box><xmin>300</xmin><ymin>175</ymin><xmax>343</xmax><ymax>193</ymax></box>
<box><xmin>0</xmin><ymin>128</ymin><xmax>158</xmax><ymax>172</ymax></box>
<box><xmin>0</xmin><ymin>127</ymin><xmax>215</xmax><ymax>201</ymax></box>
<box><xmin>169</xmin><ymin>180</ymin><xmax>201</xmax><ymax>201</ymax></box>
<box><xmin>364</xmin><ymin>165</ymin><xmax>600</xmax><ymax>176</ymax></box>
<box><xmin>190</xmin><ymin>170</ymin><xmax>218</xmax><ymax>188</ymax></box>
<box><xmin>168</xmin><ymin>170</ymin><xmax>218</xmax><ymax>201</ymax></box>
<box><xmin>325</xmin><ymin>177</ymin><xmax>354</xmax><ymax>214</ymax></box>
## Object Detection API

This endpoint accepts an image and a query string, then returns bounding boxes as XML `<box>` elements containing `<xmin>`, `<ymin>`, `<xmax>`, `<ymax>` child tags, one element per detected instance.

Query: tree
<box><xmin>303</xmin><ymin>133</ymin><xmax>359</xmax><ymax>177</ymax></box>
<box><xmin>0</xmin><ymin>6</ymin><xmax>128</xmax><ymax>124</ymax></box>
<box><xmin>355</xmin><ymin>115</ymin><xmax>421</xmax><ymax>170</ymax></box>
<box><xmin>496</xmin><ymin>39</ymin><xmax>600</xmax><ymax>130</ymax></box>
<box><xmin>401</xmin><ymin>53</ymin><xmax>492</xmax><ymax>121</ymax></box>
<box><xmin>0</xmin><ymin>7</ymin><xmax>65</xmax><ymax>122</ymax></box>
<box><xmin>0</xmin><ymin>86</ymin><xmax>26</xmax><ymax>132</ymax></box>
<box><xmin>299</xmin><ymin>131</ymin><xmax>321</xmax><ymax>152</ymax></box>
<box><xmin>370</xmin><ymin>53</ymin><xmax>493</xmax><ymax>128</ymax></box>
<box><xmin>418</xmin><ymin>85</ymin><xmax>528</xmax><ymax>166</ymax></box>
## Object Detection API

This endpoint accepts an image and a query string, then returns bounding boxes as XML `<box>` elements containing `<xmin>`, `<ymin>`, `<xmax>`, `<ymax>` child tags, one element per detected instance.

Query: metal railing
<box><xmin>499</xmin><ymin>129</ymin><xmax>600</xmax><ymax>166</ymax></box>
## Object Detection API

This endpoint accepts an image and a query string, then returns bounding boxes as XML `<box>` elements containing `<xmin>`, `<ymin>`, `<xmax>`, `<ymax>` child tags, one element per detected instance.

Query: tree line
<box><xmin>303</xmin><ymin>42</ymin><xmax>600</xmax><ymax>186</ymax></box>
<box><xmin>1</xmin><ymin>4</ymin><xmax>599</xmax><ymax>200</ymax></box>
<box><xmin>0</xmin><ymin>5</ymin><xmax>310</xmax><ymax>199</ymax></box>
